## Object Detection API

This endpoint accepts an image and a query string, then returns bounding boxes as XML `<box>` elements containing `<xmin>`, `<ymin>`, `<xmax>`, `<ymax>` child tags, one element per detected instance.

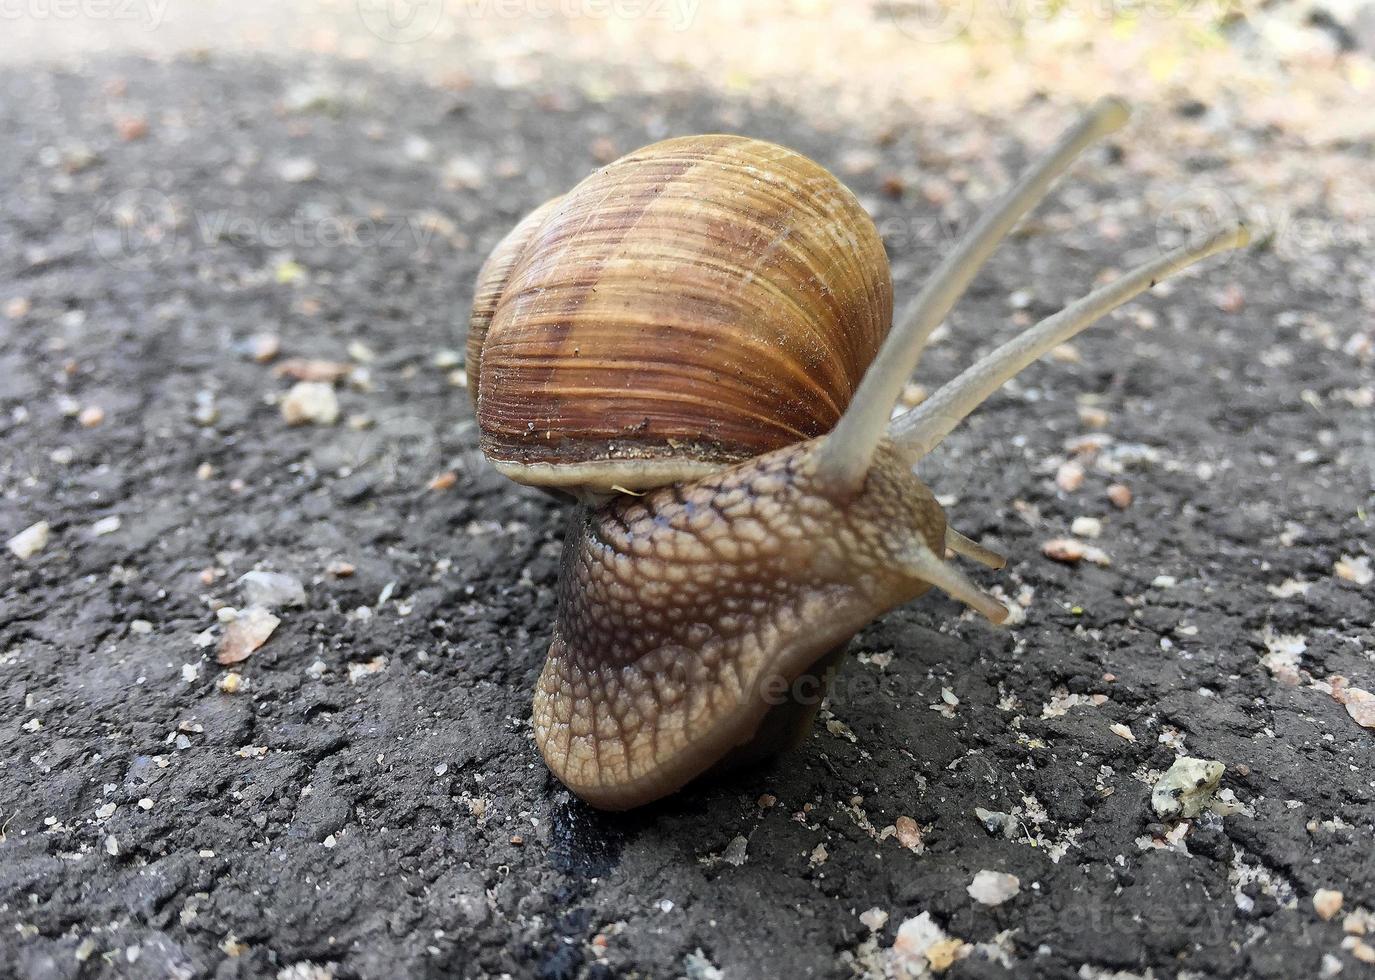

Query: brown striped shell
<box><xmin>466</xmin><ymin>135</ymin><xmax>893</xmax><ymax>496</ymax></box>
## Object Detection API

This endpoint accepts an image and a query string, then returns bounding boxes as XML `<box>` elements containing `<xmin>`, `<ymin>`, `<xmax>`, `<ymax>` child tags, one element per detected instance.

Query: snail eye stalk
<box><xmin>813</xmin><ymin>96</ymin><xmax>1132</xmax><ymax>498</ymax></box>
<box><xmin>889</xmin><ymin>223</ymin><xmax>1250</xmax><ymax>458</ymax></box>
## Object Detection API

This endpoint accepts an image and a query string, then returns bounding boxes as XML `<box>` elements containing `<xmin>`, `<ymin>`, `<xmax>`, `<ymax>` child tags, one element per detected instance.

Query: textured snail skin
<box><xmin>532</xmin><ymin>437</ymin><xmax>944</xmax><ymax>810</ymax></box>
<box><xmin>472</xmin><ymin>135</ymin><xmax>893</xmax><ymax>495</ymax></box>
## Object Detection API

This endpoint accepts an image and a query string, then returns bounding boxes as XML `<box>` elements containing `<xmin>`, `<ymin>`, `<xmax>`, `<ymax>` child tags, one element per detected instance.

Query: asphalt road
<box><xmin>0</xmin><ymin>52</ymin><xmax>1372</xmax><ymax>979</ymax></box>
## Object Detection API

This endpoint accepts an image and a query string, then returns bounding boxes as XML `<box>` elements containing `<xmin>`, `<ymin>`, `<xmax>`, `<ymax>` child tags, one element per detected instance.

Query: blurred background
<box><xmin>3</xmin><ymin>0</ymin><xmax>1374</xmax><ymax>307</ymax></box>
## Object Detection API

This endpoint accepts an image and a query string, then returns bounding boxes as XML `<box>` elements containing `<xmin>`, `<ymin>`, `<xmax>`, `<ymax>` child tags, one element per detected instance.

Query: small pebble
<box><xmin>1110</xmin><ymin>723</ymin><xmax>1136</xmax><ymax>742</ymax></box>
<box><xmin>1055</xmin><ymin>460</ymin><xmax>1085</xmax><ymax>493</ymax></box>
<box><xmin>91</xmin><ymin>515</ymin><xmax>121</xmax><ymax>537</ymax></box>
<box><xmin>1078</xmin><ymin>405</ymin><xmax>1110</xmax><ymax>429</ymax></box>
<box><xmin>1214</xmin><ymin>283</ymin><xmax>1245</xmax><ymax>313</ymax></box>
<box><xmin>1106</xmin><ymin>483</ymin><xmax>1133</xmax><ymax>508</ymax></box>
<box><xmin>237</xmin><ymin>570</ymin><xmax>306</xmax><ymax>609</ymax></box>
<box><xmin>277</xmin><ymin>157</ymin><xmax>319</xmax><ymax>183</ymax></box>
<box><xmin>1042</xmin><ymin>538</ymin><xmax>1111</xmax><ymax>566</ymax></box>
<box><xmin>281</xmin><ymin>381</ymin><xmax>339</xmax><ymax>426</ymax></box>
<box><xmin>217</xmin><ymin>672</ymin><xmax>244</xmax><ymax>694</ymax></box>
<box><xmin>1334</xmin><ymin>554</ymin><xmax>1373</xmax><ymax>586</ymax></box>
<box><xmin>590</xmin><ymin>136</ymin><xmax>619</xmax><ymax>163</ymax></box>
<box><xmin>7</xmin><ymin>521</ymin><xmax>50</xmax><ymax>560</ymax></box>
<box><xmin>115</xmin><ymin>115</ymin><xmax>149</xmax><ymax>141</ymax></box>
<box><xmin>1043</xmin><ymin>537</ymin><xmax>1085</xmax><ymax>563</ymax></box>
<box><xmin>443</xmin><ymin>155</ymin><xmax>485</xmax><ymax>190</ymax></box>
<box><xmin>78</xmin><ymin>405</ymin><xmax>105</xmax><ymax>427</ymax></box>
<box><xmin>275</xmin><ymin>359</ymin><xmax>353</xmax><ymax>382</ymax></box>
<box><xmin>895</xmin><ymin>816</ymin><xmax>922</xmax><ymax>851</ymax></box>
<box><xmin>1070</xmin><ymin>516</ymin><xmax>1103</xmax><ymax>538</ymax></box>
<box><xmin>859</xmin><ymin>907</ymin><xmax>889</xmax><ymax>932</ymax></box>
<box><xmin>248</xmin><ymin>334</ymin><xmax>280</xmax><ymax>363</ymax></box>
<box><xmin>1313</xmin><ymin>889</ymin><xmax>1344</xmax><ymax>921</ymax></box>
<box><xmin>217</xmin><ymin>606</ymin><xmax>280</xmax><ymax>665</ymax></box>
<box><xmin>967</xmin><ymin>870</ymin><xmax>1020</xmax><ymax>906</ymax></box>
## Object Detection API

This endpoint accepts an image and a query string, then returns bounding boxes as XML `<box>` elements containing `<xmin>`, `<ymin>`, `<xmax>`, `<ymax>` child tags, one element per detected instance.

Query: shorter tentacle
<box><xmin>898</xmin><ymin>542</ymin><xmax>1009</xmax><ymax>625</ymax></box>
<box><xmin>945</xmin><ymin>527</ymin><xmax>1007</xmax><ymax>569</ymax></box>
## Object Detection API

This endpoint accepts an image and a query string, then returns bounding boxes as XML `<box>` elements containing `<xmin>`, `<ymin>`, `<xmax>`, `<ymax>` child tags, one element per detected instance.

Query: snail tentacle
<box><xmin>945</xmin><ymin>527</ymin><xmax>1007</xmax><ymax>570</ymax></box>
<box><xmin>889</xmin><ymin>223</ymin><xmax>1251</xmax><ymax>457</ymax></box>
<box><xmin>813</xmin><ymin>96</ymin><xmax>1131</xmax><ymax>499</ymax></box>
<box><xmin>897</xmin><ymin>540</ymin><xmax>1009</xmax><ymax>624</ymax></box>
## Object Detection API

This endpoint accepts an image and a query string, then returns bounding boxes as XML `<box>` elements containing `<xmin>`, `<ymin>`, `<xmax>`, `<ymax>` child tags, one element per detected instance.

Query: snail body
<box><xmin>466</xmin><ymin>101</ymin><xmax>1250</xmax><ymax>809</ymax></box>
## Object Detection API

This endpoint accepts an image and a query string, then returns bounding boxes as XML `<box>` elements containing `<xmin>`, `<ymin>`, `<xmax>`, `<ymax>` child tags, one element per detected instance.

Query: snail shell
<box><xmin>466</xmin><ymin>135</ymin><xmax>893</xmax><ymax>497</ymax></box>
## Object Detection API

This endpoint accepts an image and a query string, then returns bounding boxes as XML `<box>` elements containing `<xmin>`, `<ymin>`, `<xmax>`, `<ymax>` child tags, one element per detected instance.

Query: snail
<box><xmin>465</xmin><ymin>98</ymin><xmax>1248</xmax><ymax>810</ymax></box>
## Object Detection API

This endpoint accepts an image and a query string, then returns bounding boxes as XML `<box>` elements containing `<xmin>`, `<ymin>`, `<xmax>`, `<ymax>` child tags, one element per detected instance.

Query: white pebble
<box><xmin>859</xmin><ymin>907</ymin><xmax>889</xmax><ymax>931</ymax></box>
<box><xmin>281</xmin><ymin>381</ymin><xmax>339</xmax><ymax>426</ymax></box>
<box><xmin>1070</xmin><ymin>516</ymin><xmax>1103</xmax><ymax>538</ymax></box>
<box><xmin>967</xmin><ymin>870</ymin><xmax>1021</xmax><ymax>905</ymax></box>
<box><xmin>237</xmin><ymin>570</ymin><xmax>307</xmax><ymax>609</ymax></box>
<box><xmin>7</xmin><ymin>521</ymin><xmax>50</xmax><ymax>560</ymax></box>
<box><xmin>91</xmin><ymin>516</ymin><xmax>122</xmax><ymax>537</ymax></box>
<box><xmin>1110</xmin><ymin>723</ymin><xmax>1136</xmax><ymax>742</ymax></box>
<box><xmin>277</xmin><ymin>157</ymin><xmax>319</xmax><ymax>183</ymax></box>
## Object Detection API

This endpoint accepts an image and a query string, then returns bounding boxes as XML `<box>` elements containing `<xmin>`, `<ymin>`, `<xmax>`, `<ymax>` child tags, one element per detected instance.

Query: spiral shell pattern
<box><xmin>468</xmin><ymin>135</ymin><xmax>893</xmax><ymax>495</ymax></box>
